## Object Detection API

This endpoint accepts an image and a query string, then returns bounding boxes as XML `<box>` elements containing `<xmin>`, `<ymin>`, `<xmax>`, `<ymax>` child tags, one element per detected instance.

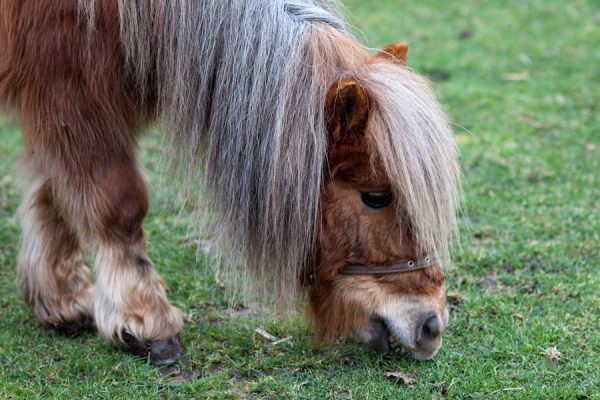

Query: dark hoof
<box><xmin>46</xmin><ymin>315</ymin><xmax>97</xmax><ymax>338</ymax></box>
<box><xmin>121</xmin><ymin>332</ymin><xmax>183</xmax><ymax>365</ymax></box>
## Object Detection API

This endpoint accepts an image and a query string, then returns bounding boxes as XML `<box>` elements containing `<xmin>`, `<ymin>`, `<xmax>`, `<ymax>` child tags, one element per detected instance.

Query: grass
<box><xmin>1</xmin><ymin>0</ymin><xmax>599</xmax><ymax>398</ymax></box>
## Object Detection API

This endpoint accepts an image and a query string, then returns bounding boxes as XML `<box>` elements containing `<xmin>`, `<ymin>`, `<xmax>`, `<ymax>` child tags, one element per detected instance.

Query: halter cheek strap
<box><xmin>339</xmin><ymin>255</ymin><xmax>437</xmax><ymax>275</ymax></box>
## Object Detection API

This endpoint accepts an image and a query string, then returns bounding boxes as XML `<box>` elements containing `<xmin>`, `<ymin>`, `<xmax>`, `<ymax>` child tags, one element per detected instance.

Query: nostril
<box><xmin>421</xmin><ymin>315</ymin><xmax>441</xmax><ymax>339</ymax></box>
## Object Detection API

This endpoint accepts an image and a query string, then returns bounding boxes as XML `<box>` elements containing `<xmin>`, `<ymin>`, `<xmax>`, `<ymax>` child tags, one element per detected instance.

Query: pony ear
<box><xmin>325</xmin><ymin>78</ymin><xmax>370</xmax><ymax>142</ymax></box>
<box><xmin>375</xmin><ymin>42</ymin><xmax>408</xmax><ymax>66</ymax></box>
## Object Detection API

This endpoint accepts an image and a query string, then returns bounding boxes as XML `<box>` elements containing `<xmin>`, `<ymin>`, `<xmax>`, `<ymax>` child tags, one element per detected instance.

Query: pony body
<box><xmin>0</xmin><ymin>0</ymin><xmax>460</xmax><ymax>362</ymax></box>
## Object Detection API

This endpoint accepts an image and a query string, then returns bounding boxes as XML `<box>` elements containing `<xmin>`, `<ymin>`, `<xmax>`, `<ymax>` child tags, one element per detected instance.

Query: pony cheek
<box><xmin>308</xmin><ymin>275</ymin><xmax>381</xmax><ymax>338</ymax></box>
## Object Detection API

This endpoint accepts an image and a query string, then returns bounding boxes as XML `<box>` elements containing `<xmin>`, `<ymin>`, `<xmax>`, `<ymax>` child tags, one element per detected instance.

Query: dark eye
<box><xmin>360</xmin><ymin>190</ymin><xmax>392</xmax><ymax>209</ymax></box>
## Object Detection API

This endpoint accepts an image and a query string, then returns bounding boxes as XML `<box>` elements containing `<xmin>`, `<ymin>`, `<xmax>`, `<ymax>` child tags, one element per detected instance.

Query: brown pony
<box><xmin>0</xmin><ymin>0</ymin><xmax>461</xmax><ymax>363</ymax></box>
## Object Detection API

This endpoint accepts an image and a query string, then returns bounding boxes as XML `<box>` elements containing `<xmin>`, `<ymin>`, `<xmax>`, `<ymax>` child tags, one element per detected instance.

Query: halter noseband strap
<box><xmin>339</xmin><ymin>255</ymin><xmax>437</xmax><ymax>275</ymax></box>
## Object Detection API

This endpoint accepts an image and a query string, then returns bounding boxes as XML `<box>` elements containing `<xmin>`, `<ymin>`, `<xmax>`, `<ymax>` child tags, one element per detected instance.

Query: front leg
<box><xmin>93</xmin><ymin>227</ymin><xmax>184</xmax><ymax>364</ymax></box>
<box><xmin>83</xmin><ymin>161</ymin><xmax>184</xmax><ymax>364</ymax></box>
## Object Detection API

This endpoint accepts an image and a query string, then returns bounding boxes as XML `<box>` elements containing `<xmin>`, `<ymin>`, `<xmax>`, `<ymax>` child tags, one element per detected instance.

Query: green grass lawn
<box><xmin>1</xmin><ymin>0</ymin><xmax>599</xmax><ymax>398</ymax></box>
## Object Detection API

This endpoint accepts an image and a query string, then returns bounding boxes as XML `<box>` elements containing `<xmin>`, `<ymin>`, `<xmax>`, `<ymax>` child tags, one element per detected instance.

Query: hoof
<box><xmin>121</xmin><ymin>332</ymin><xmax>183</xmax><ymax>365</ymax></box>
<box><xmin>46</xmin><ymin>315</ymin><xmax>97</xmax><ymax>338</ymax></box>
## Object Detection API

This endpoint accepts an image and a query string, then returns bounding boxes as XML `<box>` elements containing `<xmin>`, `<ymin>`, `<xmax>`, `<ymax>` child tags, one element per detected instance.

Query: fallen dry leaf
<box><xmin>386</xmin><ymin>371</ymin><xmax>416</xmax><ymax>386</ymax></box>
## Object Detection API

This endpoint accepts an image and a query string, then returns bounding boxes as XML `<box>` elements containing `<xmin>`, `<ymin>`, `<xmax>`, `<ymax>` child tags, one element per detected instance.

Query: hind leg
<box><xmin>18</xmin><ymin>175</ymin><xmax>95</xmax><ymax>336</ymax></box>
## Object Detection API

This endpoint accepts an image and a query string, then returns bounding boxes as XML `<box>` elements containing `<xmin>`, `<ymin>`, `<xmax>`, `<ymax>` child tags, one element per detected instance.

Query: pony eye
<box><xmin>360</xmin><ymin>190</ymin><xmax>392</xmax><ymax>209</ymax></box>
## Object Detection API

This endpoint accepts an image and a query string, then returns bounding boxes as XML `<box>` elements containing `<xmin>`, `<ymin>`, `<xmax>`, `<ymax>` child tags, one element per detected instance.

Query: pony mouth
<box><xmin>360</xmin><ymin>316</ymin><xmax>443</xmax><ymax>360</ymax></box>
<box><xmin>357</xmin><ymin>317</ymin><xmax>405</xmax><ymax>354</ymax></box>
<box><xmin>361</xmin><ymin>317</ymin><xmax>391</xmax><ymax>354</ymax></box>
<box><xmin>376</xmin><ymin>318</ymin><xmax>406</xmax><ymax>352</ymax></box>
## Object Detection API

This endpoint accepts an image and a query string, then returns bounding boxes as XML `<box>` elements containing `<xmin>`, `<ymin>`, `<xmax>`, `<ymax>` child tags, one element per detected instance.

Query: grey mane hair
<box><xmin>284</xmin><ymin>0</ymin><xmax>344</xmax><ymax>29</ymax></box>
<box><xmin>77</xmin><ymin>0</ymin><xmax>460</xmax><ymax>307</ymax></box>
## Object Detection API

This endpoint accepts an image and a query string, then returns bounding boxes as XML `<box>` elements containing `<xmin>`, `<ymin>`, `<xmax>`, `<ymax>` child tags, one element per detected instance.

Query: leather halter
<box><xmin>339</xmin><ymin>255</ymin><xmax>437</xmax><ymax>275</ymax></box>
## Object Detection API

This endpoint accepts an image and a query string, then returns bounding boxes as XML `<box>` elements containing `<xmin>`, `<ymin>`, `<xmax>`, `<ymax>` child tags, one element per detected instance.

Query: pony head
<box><xmin>308</xmin><ymin>43</ymin><xmax>458</xmax><ymax>360</ymax></box>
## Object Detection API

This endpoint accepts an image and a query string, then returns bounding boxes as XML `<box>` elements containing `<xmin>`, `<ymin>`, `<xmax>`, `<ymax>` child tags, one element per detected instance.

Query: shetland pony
<box><xmin>0</xmin><ymin>0</ymin><xmax>460</xmax><ymax>363</ymax></box>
